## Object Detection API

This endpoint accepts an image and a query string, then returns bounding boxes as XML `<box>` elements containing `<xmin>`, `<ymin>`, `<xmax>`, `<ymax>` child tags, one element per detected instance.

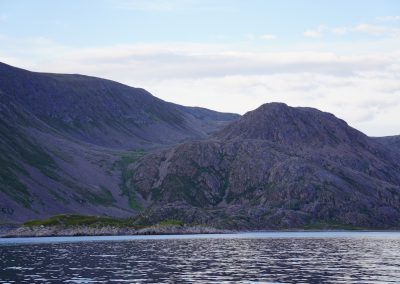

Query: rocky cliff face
<box><xmin>0</xmin><ymin>62</ymin><xmax>238</xmax><ymax>223</ymax></box>
<box><xmin>126</xmin><ymin>103</ymin><xmax>400</xmax><ymax>229</ymax></box>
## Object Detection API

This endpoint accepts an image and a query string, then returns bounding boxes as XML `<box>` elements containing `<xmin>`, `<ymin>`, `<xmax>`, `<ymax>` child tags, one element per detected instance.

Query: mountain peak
<box><xmin>215</xmin><ymin>102</ymin><xmax>367</xmax><ymax>147</ymax></box>
<box><xmin>258</xmin><ymin>101</ymin><xmax>289</xmax><ymax>109</ymax></box>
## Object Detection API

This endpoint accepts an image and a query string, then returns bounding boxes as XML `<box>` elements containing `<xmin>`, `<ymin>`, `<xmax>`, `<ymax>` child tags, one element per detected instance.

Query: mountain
<box><xmin>375</xmin><ymin>135</ymin><xmax>400</xmax><ymax>153</ymax></box>
<box><xmin>2</xmin><ymin>62</ymin><xmax>400</xmax><ymax>230</ymax></box>
<box><xmin>0</xmin><ymin>62</ymin><xmax>239</xmax><ymax>223</ymax></box>
<box><xmin>125</xmin><ymin>103</ymin><xmax>400</xmax><ymax>229</ymax></box>
<box><xmin>0</xmin><ymin>62</ymin><xmax>239</xmax><ymax>149</ymax></box>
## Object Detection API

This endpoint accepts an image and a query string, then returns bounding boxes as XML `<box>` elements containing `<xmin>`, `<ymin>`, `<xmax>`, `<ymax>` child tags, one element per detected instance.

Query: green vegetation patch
<box><xmin>158</xmin><ymin>219</ymin><xmax>184</xmax><ymax>227</ymax></box>
<box><xmin>23</xmin><ymin>214</ymin><xmax>138</xmax><ymax>228</ymax></box>
<box><xmin>113</xmin><ymin>150</ymin><xmax>146</xmax><ymax>210</ymax></box>
<box><xmin>113</xmin><ymin>150</ymin><xmax>145</xmax><ymax>170</ymax></box>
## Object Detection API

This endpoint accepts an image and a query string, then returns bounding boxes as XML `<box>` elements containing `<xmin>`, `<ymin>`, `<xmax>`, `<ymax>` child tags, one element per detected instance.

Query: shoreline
<box><xmin>1</xmin><ymin>224</ymin><xmax>232</xmax><ymax>238</ymax></box>
<box><xmin>2</xmin><ymin>224</ymin><xmax>400</xmax><ymax>239</ymax></box>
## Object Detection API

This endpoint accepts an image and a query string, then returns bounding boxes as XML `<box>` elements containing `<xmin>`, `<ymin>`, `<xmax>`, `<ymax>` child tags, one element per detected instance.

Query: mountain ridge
<box><xmin>1</xmin><ymin>62</ymin><xmax>400</xmax><ymax>230</ymax></box>
<box><xmin>0</xmin><ymin>62</ymin><xmax>239</xmax><ymax>149</ymax></box>
<box><xmin>126</xmin><ymin>102</ymin><xmax>400</xmax><ymax>229</ymax></box>
<box><xmin>0</xmin><ymin>62</ymin><xmax>239</xmax><ymax>223</ymax></box>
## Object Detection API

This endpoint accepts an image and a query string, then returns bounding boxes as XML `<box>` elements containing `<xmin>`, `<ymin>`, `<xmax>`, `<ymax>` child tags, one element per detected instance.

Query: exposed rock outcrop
<box><xmin>126</xmin><ymin>103</ymin><xmax>400</xmax><ymax>229</ymax></box>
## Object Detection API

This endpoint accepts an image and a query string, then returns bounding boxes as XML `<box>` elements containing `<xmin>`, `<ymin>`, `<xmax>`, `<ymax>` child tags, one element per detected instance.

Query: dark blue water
<box><xmin>1</xmin><ymin>232</ymin><xmax>400</xmax><ymax>283</ymax></box>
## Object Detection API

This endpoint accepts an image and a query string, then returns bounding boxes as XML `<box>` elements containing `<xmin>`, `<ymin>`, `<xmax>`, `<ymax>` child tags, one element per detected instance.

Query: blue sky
<box><xmin>2</xmin><ymin>0</ymin><xmax>400</xmax><ymax>45</ymax></box>
<box><xmin>1</xmin><ymin>0</ymin><xmax>400</xmax><ymax>135</ymax></box>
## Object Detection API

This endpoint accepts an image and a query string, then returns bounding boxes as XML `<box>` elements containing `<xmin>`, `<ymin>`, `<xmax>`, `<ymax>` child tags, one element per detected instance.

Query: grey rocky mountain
<box><xmin>375</xmin><ymin>135</ymin><xmax>400</xmax><ymax>153</ymax></box>
<box><xmin>126</xmin><ymin>103</ymin><xmax>400</xmax><ymax>229</ymax></box>
<box><xmin>1</xmin><ymin>62</ymin><xmax>400</xmax><ymax>230</ymax></box>
<box><xmin>0</xmin><ymin>62</ymin><xmax>238</xmax><ymax>223</ymax></box>
<box><xmin>0</xmin><ymin>62</ymin><xmax>238</xmax><ymax>149</ymax></box>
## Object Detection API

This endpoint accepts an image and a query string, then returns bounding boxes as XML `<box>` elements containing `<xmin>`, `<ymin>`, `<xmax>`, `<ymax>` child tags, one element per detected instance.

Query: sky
<box><xmin>1</xmin><ymin>0</ymin><xmax>400</xmax><ymax>136</ymax></box>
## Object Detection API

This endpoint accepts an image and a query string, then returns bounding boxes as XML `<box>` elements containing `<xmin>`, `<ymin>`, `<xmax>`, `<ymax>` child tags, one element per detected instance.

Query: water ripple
<box><xmin>1</xmin><ymin>233</ymin><xmax>400</xmax><ymax>283</ymax></box>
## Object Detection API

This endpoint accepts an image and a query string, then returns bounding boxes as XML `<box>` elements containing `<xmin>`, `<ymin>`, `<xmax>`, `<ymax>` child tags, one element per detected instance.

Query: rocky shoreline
<box><xmin>2</xmin><ymin>225</ymin><xmax>231</xmax><ymax>238</ymax></box>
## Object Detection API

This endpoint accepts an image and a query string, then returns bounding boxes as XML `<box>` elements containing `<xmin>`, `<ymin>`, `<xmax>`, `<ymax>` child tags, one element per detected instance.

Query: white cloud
<box><xmin>331</xmin><ymin>27</ymin><xmax>348</xmax><ymax>35</ymax></box>
<box><xmin>261</xmin><ymin>34</ymin><xmax>276</xmax><ymax>40</ymax></box>
<box><xmin>0</xmin><ymin>36</ymin><xmax>399</xmax><ymax>136</ymax></box>
<box><xmin>146</xmin><ymin>71</ymin><xmax>400</xmax><ymax>136</ymax></box>
<box><xmin>377</xmin><ymin>15</ymin><xmax>400</xmax><ymax>22</ymax></box>
<box><xmin>246</xmin><ymin>33</ymin><xmax>277</xmax><ymax>41</ymax></box>
<box><xmin>354</xmin><ymin>24</ymin><xmax>390</xmax><ymax>35</ymax></box>
<box><xmin>245</xmin><ymin>33</ymin><xmax>256</xmax><ymax>40</ymax></box>
<box><xmin>303</xmin><ymin>25</ymin><xmax>327</xmax><ymax>38</ymax></box>
<box><xmin>329</xmin><ymin>23</ymin><xmax>400</xmax><ymax>38</ymax></box>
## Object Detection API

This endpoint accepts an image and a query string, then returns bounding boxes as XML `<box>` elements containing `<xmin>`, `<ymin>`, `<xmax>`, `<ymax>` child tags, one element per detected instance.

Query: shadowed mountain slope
<box><xmin>0</xmin><ymin>62</ymin><xmax>239</xmax><ymax>149</ymax></box>
<box><xmin>375</xmin><ymin>135</ymin><xmax>400</xmax><ymax>154</ymax></box>
<box><xmin>0</xmin><ymin>62</ymin><xmax>239</xmax><ymax>223</ymax></box>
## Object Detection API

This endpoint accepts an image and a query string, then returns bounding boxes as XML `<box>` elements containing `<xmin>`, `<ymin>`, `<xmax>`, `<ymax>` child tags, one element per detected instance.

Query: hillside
<box><xmin>0</xmin><ymin>62</ymin><xmax>239</xmax><ymax>223</ymax></box>
<box><xmin>125</xmin><ymin>103</ymin><xmax>400</xmax><ymax>229</ymax></box>
<box><xmin>0</xmin><ymin>62</ymin><xmax>239</xmax><ymax>149</ymax></box>
<box><xmin>2</xmin><ymin>62</ymin><xmax>400</xmax><ymax>230</ymax></box>
<box><xmin>375</xmin><ymin>135</ymin><xmax>400</xmax><ymax>154</ymax></box>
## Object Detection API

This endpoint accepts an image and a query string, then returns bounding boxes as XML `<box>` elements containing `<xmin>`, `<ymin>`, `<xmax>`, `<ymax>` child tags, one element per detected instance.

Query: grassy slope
<box><xmin>22</xmin><ymin>214</ymin><xmax>185</xmax><ymax>229</ymax></box>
